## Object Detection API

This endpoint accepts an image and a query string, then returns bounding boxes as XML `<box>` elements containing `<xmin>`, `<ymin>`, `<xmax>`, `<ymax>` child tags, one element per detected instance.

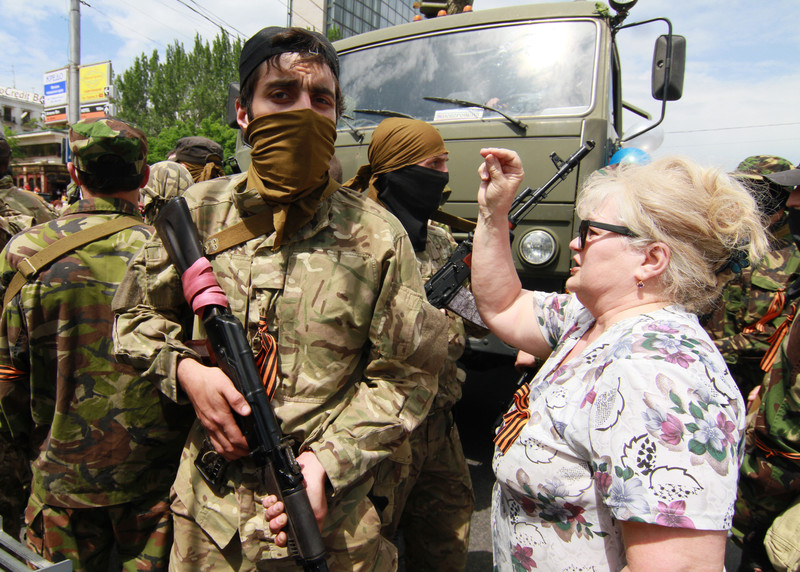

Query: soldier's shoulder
<box><xmin>331</xmin><ymin>185</ymin><xmax>407</xmax><ymax>238</ymax></box>
<box><xmin>182</xmin><ymin>173</ymin><xmax>242</xmax><ymax>208</ymax></box>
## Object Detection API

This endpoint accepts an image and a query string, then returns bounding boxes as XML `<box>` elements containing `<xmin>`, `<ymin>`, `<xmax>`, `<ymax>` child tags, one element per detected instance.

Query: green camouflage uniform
<box><xmin>704</xmin><ymin>155</ymin><xmax>800</xmax><ymax>398</ymax></box>
<box><xmin>139</xmin><ymin>161</ymin><xmax>194</xmax><ymax>225</ymax></box>
<box><xmin>373</xmin><ymin>223</ymin><xmax>474</xmax><ymax>572</ymax></box>
<box><xmin>0</xmin><ymin>118</ymin><xmax>194</xmax><ymax>571</ymax></box>
<box><xmin>704</xmin><ymin>222</ymin><xmax>800</xmax><ymax>396</ymax></box>
<box><xmin>733</xmin><ymin>310</ymin><xmax>800</xmax><ymax>565</ymax></box>
<box><xmin>0</xmin><ymin>177</ymin><xmax>57</xmax><ymax>540</ymax></box>
<box><xmin>112</xmin><ymin>173</ymin><xmax>447</xmax><ymax>571</ymax></box>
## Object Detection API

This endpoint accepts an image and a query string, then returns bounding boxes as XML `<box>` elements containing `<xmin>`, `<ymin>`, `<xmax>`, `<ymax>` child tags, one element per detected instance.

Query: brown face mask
<box><xmin>245</xmin><ymin>109</ymin><xmax>338</xmax><ymax>248</ymax></box>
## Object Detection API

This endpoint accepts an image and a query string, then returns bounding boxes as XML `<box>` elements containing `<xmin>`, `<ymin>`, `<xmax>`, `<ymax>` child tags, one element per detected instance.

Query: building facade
<box><xmin>1</xmin><ymin>87</ymin><xmax>68</xmax><ymax>200</ymax></box>
<box><xmin>289</xmin><ymin>0</ymin><xmax>416</xmax><ymax>40</ymax></box>
<box><xmin>1</xmin><ymin>87</ymin><xmax>45</xmax><ymax>136</ymax></box>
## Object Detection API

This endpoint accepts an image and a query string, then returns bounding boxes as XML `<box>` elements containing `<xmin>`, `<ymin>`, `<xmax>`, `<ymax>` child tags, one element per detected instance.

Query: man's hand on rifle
<box><xmin>478</xmin><ymin>147</ymin><xmax>525</xmax><ymax>219</ymax></box>
<box><xmin>177</xmin><ymin>357</ymin><xmax>251</xmax><ymax>460</ymax></box>
<box><xmin>263</xmin><ymin>450</ymin><xmax>329</xmax><ymax>547</ymax></box>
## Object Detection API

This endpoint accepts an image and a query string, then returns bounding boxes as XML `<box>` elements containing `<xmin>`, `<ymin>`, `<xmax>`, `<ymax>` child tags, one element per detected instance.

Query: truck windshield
<box><xmin>337</xmin><ymin>20</ymin><xmax>598</xmax><ymax>130</ymax></box>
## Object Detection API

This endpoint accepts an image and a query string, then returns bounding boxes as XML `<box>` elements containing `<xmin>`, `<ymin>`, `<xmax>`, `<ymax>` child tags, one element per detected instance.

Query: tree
<box><xmin>114</xmin><ymin>30</ymin><xmax>243</xmax><ymax>165</ymax></box>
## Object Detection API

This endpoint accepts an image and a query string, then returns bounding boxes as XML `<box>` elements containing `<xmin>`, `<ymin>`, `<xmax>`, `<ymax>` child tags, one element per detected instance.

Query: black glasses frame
<box><xmin>578</xmin><ymin>220</ymin><xmax>637</xmax><ymax>249</ymax></box>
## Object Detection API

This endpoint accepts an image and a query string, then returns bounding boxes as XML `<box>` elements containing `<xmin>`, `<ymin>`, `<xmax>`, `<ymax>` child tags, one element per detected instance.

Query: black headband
<box><xmin>239</xmin><ymin>26</ymin><xmax>340</xmax><ymax>86</ymax></box>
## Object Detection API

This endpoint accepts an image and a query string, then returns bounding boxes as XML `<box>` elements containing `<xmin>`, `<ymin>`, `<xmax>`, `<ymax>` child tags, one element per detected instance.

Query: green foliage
<box><xmin>327</xmin><ymin>26</ymin><xmax>343</xmax><ymax>42</ymax></box>
<box><xmin>3</xmin><ymin>126</ymin><xmax>22</xmax><ymax>158</ymax></box>
<box><xmin>114</xmin><ymin>30</ymin><xmax>242</xmax><ymax>166</ymax></box>
<box><xmin>145</xmin><ymin>117</ymin><xmax>237</xmax><ymax>171</ymax></box>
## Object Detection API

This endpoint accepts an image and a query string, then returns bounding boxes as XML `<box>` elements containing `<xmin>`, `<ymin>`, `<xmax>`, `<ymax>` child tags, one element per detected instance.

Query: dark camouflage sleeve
<box><xmin>112</xmin><ymin>235</ymin><xmax>199</xmax><ymax>403</ymax></box>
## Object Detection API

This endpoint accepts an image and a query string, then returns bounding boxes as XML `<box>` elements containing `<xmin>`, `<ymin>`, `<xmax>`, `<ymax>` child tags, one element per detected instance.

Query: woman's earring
<box><xmin>637</xmin><ymin>280</ymin><xmax>644</xmax><ymax>289</ymax></box>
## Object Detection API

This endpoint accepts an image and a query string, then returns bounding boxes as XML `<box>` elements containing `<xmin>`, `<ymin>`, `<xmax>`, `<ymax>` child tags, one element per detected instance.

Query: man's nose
<box><xmin>786</xmin><ymin>187</ymin><xmax>800</xmax><ymax>209</ymax></box>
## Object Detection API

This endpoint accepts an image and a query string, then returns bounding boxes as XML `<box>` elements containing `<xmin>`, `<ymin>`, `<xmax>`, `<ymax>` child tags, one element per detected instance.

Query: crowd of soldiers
<box><xmin>0</xmin><ymin>24</ymin><xmax>797</xmax><ymax>572</ymax></box>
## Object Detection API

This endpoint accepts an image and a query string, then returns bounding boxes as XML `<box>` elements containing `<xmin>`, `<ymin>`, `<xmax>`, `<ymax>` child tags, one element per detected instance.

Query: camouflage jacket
<box><xmin>705</xmin><ymin>221</ymin><xmax>800</xmax><ymax>395</ymax></box>
<box><xmin>0</xmin><ymin>175</ymin><xmax>58</xmax><ymax>250</ymax></box>
<box><xmin>736</xmin><ymin>309</ymin><xmax>800</xmax><ymax>529</ymax></box>
<box><xmin>0</xmin><ymin>197</ymin><xmax>193</xmax><ymax>508</ymax></box>
<box><xmin>112</xmin><ymin>174</ymin><xmax>447</xmax><ymax>546</ymax></box>
<box><xmin>417</xmin><ymin>223</ymin><xmax>466</xmax><ymax>411</ymax></box>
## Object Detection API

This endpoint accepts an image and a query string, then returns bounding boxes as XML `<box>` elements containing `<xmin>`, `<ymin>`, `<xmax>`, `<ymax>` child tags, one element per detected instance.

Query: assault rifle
<box><xmin>425</xmin><ymin>140</ymin><xmax>595</xmax><ymax>311</ymax></box>
<box><xmin>155</xmin><ymin>198</ymin><xmax>329</xmax><ymax>572</ymax></box>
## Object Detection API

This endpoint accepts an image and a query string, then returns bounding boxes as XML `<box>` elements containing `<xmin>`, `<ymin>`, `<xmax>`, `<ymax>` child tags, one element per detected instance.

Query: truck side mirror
<box><xmin>227</xmin><ymin>82</ymin><xmax>240</xmax><ymax>129</ymax></box>
<box><xmin>652</xmin><ymin>34</ymin><xmax>686</xmax><ymax>101</ymax></box>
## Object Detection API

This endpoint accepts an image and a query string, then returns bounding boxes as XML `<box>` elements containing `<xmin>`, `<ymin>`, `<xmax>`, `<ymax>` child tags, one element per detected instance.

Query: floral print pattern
<box><xmin>492</xmin><ymin>294</ymin><xmax>745</xmax><ymax>572</ymax></box>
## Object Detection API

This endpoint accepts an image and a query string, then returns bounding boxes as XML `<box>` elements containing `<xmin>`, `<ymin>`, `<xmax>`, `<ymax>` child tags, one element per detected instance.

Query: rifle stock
<box><xmin>424</xmin><ymin>140</ymin><xmax>595</xmax><ymax>310</ymax></box>
<box><xmin>154</xmin><ymin>197</ymin><xmax>328</xmax><ymax>572</ymax></box>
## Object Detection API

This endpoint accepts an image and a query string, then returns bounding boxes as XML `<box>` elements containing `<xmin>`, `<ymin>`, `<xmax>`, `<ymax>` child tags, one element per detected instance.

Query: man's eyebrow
<box><xmin>263</xmin><ymin>77</ymin><xmax>301</xmax><ymax>91</ymax></box>
<box><xmin>262</xmin><ymin>77</ymin><xmax>334</xmax><ymax>98</ymax></box>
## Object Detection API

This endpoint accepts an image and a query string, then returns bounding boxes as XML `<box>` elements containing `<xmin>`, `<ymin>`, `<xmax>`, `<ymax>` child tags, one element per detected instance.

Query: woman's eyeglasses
<box><xmin>578</xmin><ymin>220</ymin><xmax>637</xmax><ymax>249</ymax></box>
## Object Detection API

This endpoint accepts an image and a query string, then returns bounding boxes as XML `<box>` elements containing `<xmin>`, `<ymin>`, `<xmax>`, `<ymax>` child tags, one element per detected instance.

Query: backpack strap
<box><xmin>203</xmin><ymin>209</ymin><xmax>274</xmax><ymax>255</ymax></box>
<box><xmin>3</xmin><ymin>216</ymin><xmax>143</xmax><ymax>308</ymax></box>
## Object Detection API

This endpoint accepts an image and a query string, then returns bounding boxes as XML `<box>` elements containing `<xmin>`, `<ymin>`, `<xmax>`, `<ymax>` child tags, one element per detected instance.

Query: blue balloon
<box><xmin>608</xmin><ymin>147</ymin><xmax>651</xmax><ymax>166</ymax></box>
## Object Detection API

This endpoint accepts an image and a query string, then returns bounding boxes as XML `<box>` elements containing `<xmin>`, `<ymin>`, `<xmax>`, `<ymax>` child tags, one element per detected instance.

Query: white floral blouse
<box><xmin>491</xmin><ymin>292</ymin><xmax>745</xmax><ymax>572</ymax></box>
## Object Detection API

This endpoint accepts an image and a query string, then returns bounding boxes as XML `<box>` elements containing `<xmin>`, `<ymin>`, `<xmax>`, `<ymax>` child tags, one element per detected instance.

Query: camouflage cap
<box><xmin>69</xmin><ymin>117</ymin><xmax>148</xmax><ymax>176</ymax></box>
<box><xmin>733</xmin><ymin>155</ymin><xmax>793</xmax><ymax>180</ymax></box>
<box><xmin>172</xmin><ymin>136</ymin><xmax>223</xmax><ymax>166</ymax></box>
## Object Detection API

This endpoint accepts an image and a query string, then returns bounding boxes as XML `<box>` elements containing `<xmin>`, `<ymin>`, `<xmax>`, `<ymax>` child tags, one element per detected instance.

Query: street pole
<box><xmin>69</xmin><ymin>0</ymin><xmax>80</xmax><ymax>125</ymax></box>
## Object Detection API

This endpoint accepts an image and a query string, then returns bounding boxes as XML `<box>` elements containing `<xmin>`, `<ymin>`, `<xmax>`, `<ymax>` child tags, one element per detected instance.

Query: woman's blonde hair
<box><xmin>575</xmin><ymin>155</ymin><xmax>769</xmax><ymax>313</ymax></box>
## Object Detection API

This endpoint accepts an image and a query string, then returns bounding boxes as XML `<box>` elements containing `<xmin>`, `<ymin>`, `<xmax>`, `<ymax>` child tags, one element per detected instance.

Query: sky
<box><xmin>1</xmin><ymin>0</ymin><xmax>798</xmax><ymax>171</ymax></box>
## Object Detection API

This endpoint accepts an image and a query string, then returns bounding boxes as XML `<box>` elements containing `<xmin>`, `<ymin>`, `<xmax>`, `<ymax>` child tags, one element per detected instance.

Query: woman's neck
<box><xmin>589</xmin><ymin>299</ymin><xmax>672</xmax><ymax>337</ymax></box>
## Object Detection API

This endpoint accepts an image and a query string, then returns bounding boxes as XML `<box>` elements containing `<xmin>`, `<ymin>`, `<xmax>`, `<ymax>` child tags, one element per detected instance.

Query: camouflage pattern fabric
<box><xmin>140</xmin><ymin>160</ymin><xmax>194</xmax><ymax>224</ymax></box>
<box><xmin>733</xmin><ymin>313</ymin><xmax>800</xmax><ymax>561</ymax></box>
<box><xmin>0</xmin><ymin>175</ymin><xmax>73</xmax><ymax>539</ymax></box>
<box><xmin>371</xmin><ymin>224</ymin><xmax>474</xmax><ymax>570</ymax></box>
<box><xmin>704</xmin><ymin>220</ymin><xmax>800</xmax><ymax>397</ymax></box>
<box><xmin>734</xmin><ymin>155</ymin><xmax>794</xmax><ymax>179</ymax></box>
<box><xmin>0</xmin><ymin>197</ymin><xmax>194</xmax><ymax>569</ymax></box>
<box><xmin>69</xmin><ymin>117</ymin><xmax>147</xmax><ymax>176</ymax></box>
<box><xmin>170</xmin><ymin>437</ymin><xmax>398</xmax><ymax>571</ymax></box>
<box><xmin>0</xmin><ymin>174</ymin><xmax>58</xmax><ymax>251</ymax></box>
<box><xmin>24</xmin><ymin>488</ymin><xmax>172</xmax><ymax>572</ymax></box>
<box><xmin>112</xmin><ymin>174</ymin><xmax>447</xmax><ymax>569</ymax></box>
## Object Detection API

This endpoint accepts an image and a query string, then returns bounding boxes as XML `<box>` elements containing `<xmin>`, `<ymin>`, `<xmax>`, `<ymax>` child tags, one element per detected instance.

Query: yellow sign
<box><xmin>79</xmin><ymin>62</ymin><xmax>111</xmax><ymax>103</ymax></box>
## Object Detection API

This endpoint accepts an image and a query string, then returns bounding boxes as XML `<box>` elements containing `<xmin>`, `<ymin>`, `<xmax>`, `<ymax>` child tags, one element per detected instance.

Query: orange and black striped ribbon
<box><xmin>743</xmin><ymin>290</ymin><xmax>786</xmax><ymax>335</ymax></box>
<box><xmin>494</xmin><ymin>383</ymin><xmax>531</xmax><ymax>453</ymax></box>
<box><xmin>0</xmin><ymin>364</ymin><xmax>28</xmax><ymax>383</ymax></box>
<box><xmin>254</xmin><ymin>316</ymin><xmax>279</xmax><ymax>401</ymax></box>
<box><xmin>754</xmin><ymin>432</ymin><xmax>800</xmax><ymax>461</ymax></box>
<box><xmin>759</xmin><ymin>303</ymin><xmax>797</xmax><ymax>372</ymax></box>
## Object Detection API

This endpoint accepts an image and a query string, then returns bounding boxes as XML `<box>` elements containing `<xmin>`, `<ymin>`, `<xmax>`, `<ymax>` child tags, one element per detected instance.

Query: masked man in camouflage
<box><xmin>732</xmin><ymin>164</ymin><xmax>800</xmax><ymax>572</ymax></box>
<box><xmin>342</xmin><ymin>117</ymin><xmax>474</xmax><ymax>571</ymax></box>
<box><xmin>703</xmin><ymin>155</ymin><xmax>800</xmax><ymax>399</ymax></box>
<box><xmin>112</xmin><ymin>27</ymin><xmax>446</xmax><ymax>571</ymax></box>
<box><xmin>169</xmin><ymin>136</ymin><xmax>226</xmax><ymax>182</ymax></box>
<box><xmin>0</xmin><ymin>117</ymin><xmax>194</xmax><ymax>571</ymax></box>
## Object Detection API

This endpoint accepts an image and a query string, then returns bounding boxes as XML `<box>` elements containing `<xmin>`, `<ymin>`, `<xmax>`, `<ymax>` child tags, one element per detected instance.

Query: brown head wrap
<box><xmin>344</xmin><ymin>118</ymin><xmax>447</xmax><ymax>200</ymax></box>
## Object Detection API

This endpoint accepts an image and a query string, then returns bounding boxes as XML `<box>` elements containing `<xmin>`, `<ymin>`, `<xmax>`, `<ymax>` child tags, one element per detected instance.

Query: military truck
<box><xmin>327</xmin><ymin>0</ymin><xmax>684</xmax><ymax>354</ymax></box>
<box><xmin>227</xmin><ymin>1</ymin><xmax>684</xmax><ymax>354</ymax></box>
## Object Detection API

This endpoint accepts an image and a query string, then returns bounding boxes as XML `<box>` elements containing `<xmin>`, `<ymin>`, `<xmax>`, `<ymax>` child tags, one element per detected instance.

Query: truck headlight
<box><xmin>519</xmin><ymin>229</ymin><xmax>557</xmax><ymax>266</ymax></box>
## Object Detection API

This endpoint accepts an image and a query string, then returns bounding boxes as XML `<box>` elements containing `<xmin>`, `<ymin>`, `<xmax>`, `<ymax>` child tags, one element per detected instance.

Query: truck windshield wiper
<box><xmin>424</xmin><ymin>96</ymin><xmax>528</xmax><ymax>133</ymax></box>
<box><xmin>338</xmin><ymin>115</ymin><xmax>364</xmax><ymax>142</ymax></box>
<box><xmin>353</xmin><ymin>108</ymin><xmax>415</xmax><ymax>119</ymax></box>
